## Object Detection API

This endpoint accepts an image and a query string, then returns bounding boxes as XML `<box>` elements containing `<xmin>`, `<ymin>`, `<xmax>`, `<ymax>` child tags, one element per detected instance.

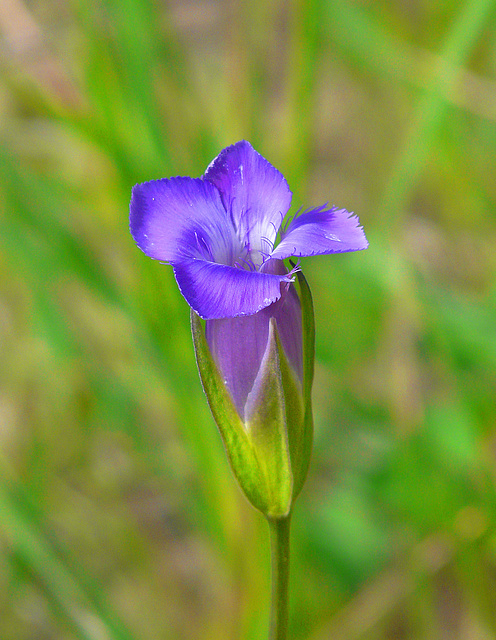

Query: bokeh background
<box><xmin>1</xmin><ymin>0</ymin><xmax>496</xmax><ymax>638</ymax></box>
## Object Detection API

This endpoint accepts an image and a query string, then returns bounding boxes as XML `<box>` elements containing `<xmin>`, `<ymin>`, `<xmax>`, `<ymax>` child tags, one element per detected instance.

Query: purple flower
<box><xmin>130</xmin><ymin>141</ymin><xmax>367</xmax><ymax>419</ymax></box>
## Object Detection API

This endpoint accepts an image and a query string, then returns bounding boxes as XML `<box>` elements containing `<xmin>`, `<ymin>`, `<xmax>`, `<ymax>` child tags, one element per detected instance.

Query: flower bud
<box><xmin>191</xmin><ymin>270</ymin><xmax>315</xmax><ymax>517</ymax></box>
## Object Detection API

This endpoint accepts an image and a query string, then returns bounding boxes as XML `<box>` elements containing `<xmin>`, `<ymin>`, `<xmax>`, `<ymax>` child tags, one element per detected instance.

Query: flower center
<box><xmin>188</xmin><ymin>207</ymin><xmax>278</xmax><ymax>273</ymax></box>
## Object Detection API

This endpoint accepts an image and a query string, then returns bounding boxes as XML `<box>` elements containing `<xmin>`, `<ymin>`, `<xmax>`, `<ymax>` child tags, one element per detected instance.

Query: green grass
<box><xmin>1</xmin><ymin>0</ymin><xmax>496</xmax><ymax>638</ymax></box>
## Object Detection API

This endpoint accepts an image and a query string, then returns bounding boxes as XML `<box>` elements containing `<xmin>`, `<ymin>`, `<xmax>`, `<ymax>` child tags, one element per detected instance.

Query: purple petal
<box><xmin>206</xmin><ymin>311</ymin><xmax>271</xmax><ymax>416</ymax></box>
<box><xmin>205</xmin><ymin>283</ymin><xmax>302</xmax><ymax>418</ymax></box>
<box><xmin>259</xmin><ymin>258</ymin><xmax>303</xmax><ymax>382</ymax></box>
<box><xmin>204</xmin><ymin>141</ymin><xmax>292</xmax><ymax>258</ymax></box>
<box><xmin>130</xmin><ymin>177</ymin><xmax>236</xmax><ymax>263</ymax></box>
<box><xmin>270</xmin><ymin>205</ymin><xmax>368</xmax><ymax>260</ymax></box>
<box><xmin>269</xmin><ymin>282</ymin><xmax>302</xmax><ymax>383</ymax></box>
<box><xmin>173</xmin><ymin>259</ymin><xmax>291</xmax><ymax>319</ymax></box>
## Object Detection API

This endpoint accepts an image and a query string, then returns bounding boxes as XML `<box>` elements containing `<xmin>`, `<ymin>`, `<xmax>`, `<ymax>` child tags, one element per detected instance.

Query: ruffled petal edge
<box><xmin>270</xmin><ymin>205</ymin><xmax>368</xmax><ymax>260</ymax></box>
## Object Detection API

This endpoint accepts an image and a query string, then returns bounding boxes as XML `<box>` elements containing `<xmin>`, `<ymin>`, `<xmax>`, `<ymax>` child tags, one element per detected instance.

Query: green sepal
<box><xmin>244</xmin><ymin>319</ymin><xmax>293</xmax><ymax>517</ymax></box>
<box><xmin>273</xmin><ymin>322</ymin><xmax>305</xmax><ymax>501</ymax></box>
<box><xmin>191</xmin><ymin>310</ymin><xmax>288</xmax><ymax>515</ymax></box>
<box><xmin>292</xmin><ymin>270</ymin><xmax>315</xmax><ymax>498</ymax></box>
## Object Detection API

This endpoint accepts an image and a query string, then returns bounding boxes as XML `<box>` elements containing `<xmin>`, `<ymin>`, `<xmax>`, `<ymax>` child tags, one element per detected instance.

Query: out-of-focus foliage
<box><xmin>1</xmin><ymin>0</ymin><xmax>496</xmax><ymax>638</ymax></box>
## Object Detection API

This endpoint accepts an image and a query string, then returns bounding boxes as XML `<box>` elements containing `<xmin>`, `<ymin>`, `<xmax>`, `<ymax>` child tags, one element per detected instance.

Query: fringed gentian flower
<box><xmin>130</xmin><ymin>141</ymin><xmax>367</xmax><ymax>639</ymax></box>
<box><xmin>130</xmin><ymin>140</ymin><xmax>367</xmax><ymax>517</ymax></box>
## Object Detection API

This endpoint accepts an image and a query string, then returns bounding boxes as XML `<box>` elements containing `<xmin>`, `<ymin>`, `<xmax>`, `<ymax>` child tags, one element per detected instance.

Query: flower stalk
<box><xmin>268</xmin><ymin>515</ymin><xmax>291</xmax><ymax>640</ymax></box>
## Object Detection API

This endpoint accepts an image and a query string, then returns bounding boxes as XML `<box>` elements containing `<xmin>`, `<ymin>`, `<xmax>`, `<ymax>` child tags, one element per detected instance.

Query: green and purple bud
<box><xmin>192</xmin><ymin>266</ymin><xmax>315</xmax><ymax>517</ymax></box>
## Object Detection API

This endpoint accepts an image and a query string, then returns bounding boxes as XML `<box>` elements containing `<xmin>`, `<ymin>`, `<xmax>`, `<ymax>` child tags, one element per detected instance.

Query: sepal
<box><xmin>191</xmin><ymin>271</ymin><xmax>315</xmax><ymax>517</ymax></box>
<box><xmin>192</xmin><ymin>310</ymin><xmax>291</xmax><ymax>516</ymax></box>
<box><xmin>244</xmin><ymin>319</ymin><xmax>293</xmax><ymax>517</ymax></box>
<box><xmin>292</xmin><ymin>270</ymin><xmax>315</xmax><ymax>497</ymax></box>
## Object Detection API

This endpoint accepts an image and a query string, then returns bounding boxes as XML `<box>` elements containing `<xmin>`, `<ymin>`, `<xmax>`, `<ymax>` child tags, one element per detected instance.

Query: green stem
<box><xmin>268</xmin><ymin>514</ymin><xmax>291</xmax><ymax>640</ymax></box>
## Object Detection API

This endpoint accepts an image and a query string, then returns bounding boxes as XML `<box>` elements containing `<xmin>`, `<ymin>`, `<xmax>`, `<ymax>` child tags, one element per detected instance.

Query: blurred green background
<box><xmin>1</xmin><ymin>0</ymin><xmax>496</xmax><ymax>638</ymax></box>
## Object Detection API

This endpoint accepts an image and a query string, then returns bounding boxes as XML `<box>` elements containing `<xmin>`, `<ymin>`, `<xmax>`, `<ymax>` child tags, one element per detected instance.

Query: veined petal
<box><xmin>270</xmin><ymin>205</ymin><xmax>368</xmax><ymax>260</ymax></box>
<box><xmin>130</xmin><ymin>177</ymin><xmax>236</xmax><ymax>264</ymax></box>
<box><xmin>206</xmin><ymin>311</ymin><xmax>272</xmax><ymax>417</ymax></box>
<box><xmin>173</xmin><ymin>259</ymin><xmax>291</xmax><ymax>319</ymax></box>
<box><xmin>269</xmin><ymin>283</ymin><xmax>303</xmax><ymax>383</ymax></box>
<box><xmin>205</xmin><ymin>282</ymin><xmax>302</xmax><ymax>418</ymax></box>
<box><xmin>204</xmin><ymin>141</ymin><xmax>292</xmax><ymax>258</ymax></box>
<box><xmin>259</xmin><ymin>259</ymin><xmax>303</xmax><ymax>383</ymax></box>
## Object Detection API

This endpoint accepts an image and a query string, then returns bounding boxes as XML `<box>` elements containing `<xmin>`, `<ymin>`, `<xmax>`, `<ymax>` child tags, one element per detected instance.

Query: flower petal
<box><xmin>173</xmin><ymin>259</ymin><xmax>291</xmax><ymax>319</ymax></box>
<box><xmin>269</xmin><ymin>283</ymin><xmax>303</xmax><ymax>383</ymax></box>
<box><xmin>205</xmin><ymin>311</ymin><xmax>271</xmax><ymax>416</ymax></box>
<box><xmin>270</xmin><ymin>205</ymin><xmax>368</xmax><ymax>260</ymax></box>
<box><xmin>204</xmin><ymin>141</ymin><xmax>292</xmax><ymax>258</ymax></box>
<box><xmin>205</xmin><ymin>282</ymin><xmax>302</xmax><ymax>417</ymax></box>
<box><xmin>130</xmin><ymin>177</ymin><xmax>237</xmax><ymax>263</ymax></box>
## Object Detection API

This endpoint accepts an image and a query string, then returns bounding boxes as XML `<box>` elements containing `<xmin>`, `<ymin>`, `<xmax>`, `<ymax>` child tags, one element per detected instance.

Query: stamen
<box><xmin>287</xmin><ymin>259</ymin><xmax>301</xmax><ymax>277</ymax></box>
<box><xmin>228</xmin><ymin>198</ymin><xmax>237</xmax><ymax>228</ymax></box>
<box><xmin>260</xmin><ymin>235</ymin><xmax>274</xmax><ymax>251</ymax></box>
<box><xmin>194</xmin><ymin>231</ymin><xmax>214</xmax><ymax>260</ymax></box>
<box><xmin>241</xmin><ymin>211</ymin><xmax>257</xmax><ymax>243</ymax></box>
<box><xmin>246</xmin><ymin>258</ymin><xmax>257</xmax><ymax>271</ymax></box>
<box><xmin>281</xmin><ymin>207</ymin><xmax>302</xmax><ymax>235</ymax></box>
<box><xmin>235</xmin><ymin>256</ymin><xmax>257</xmax><ymax>272</ymax></box>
